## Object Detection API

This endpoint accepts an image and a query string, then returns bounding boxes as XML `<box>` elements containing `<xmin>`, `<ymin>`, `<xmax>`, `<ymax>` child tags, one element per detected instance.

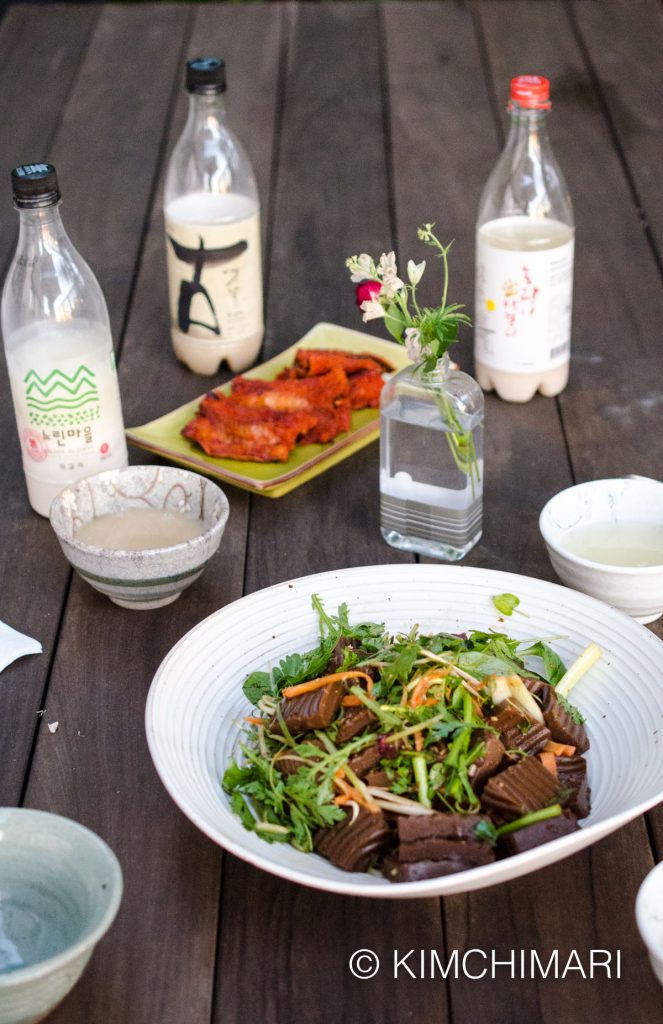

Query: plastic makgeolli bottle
<box><xmin>164</xmin><ymin>57</ymin><xmax>264</xmax><ymax>375</ymax></box>
<box><xmin>475</xmin><ymin>75</ymin><xmax>574</xmax><ymax>402</ymax></box>
<box><xmin>1</xmin><ymin>163</ymin><xmax>128</xmax><ymax>517</ymax></box>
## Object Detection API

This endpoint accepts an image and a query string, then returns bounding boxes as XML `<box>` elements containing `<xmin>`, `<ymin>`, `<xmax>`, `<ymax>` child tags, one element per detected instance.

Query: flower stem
<box><xmin>432</xmin><ymin>386</ymin><xmax>481</xmax><ymax>497</ymax></box>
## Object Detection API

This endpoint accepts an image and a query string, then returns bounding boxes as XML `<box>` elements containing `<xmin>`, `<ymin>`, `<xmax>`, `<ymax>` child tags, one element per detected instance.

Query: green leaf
<box><xmin>520</xmin><ymin>640</ymin><xmax>567</xmax><ymax>687</ymax></box>
<box><xmin>242</xmin><ymin>671</ymin><xmax>273</xmax><ymax>705</ymax></box>
<box><xmin>474</xmin><ymin>818</ymin><xmax>498</xmax><ymax>846</ymax></box>
<box><xmin>381</xmin><ymin>643</ymin><xmax>419</xmax><ymax>686</ymax></box>
<box><xmin>383</xmin><ymin>302</ymin><xmax>406</xmax><ymax>343</ymax></box>
<box><xmin>230</xmin><ymin>791</ymin><xmax>258</xmax><ymax>832</ymax></box>
<box><xmin>492</xmin><ymin>593</ymin><xmax>520</xmax><ymax>616</ymax></box>
<box><xmin>457</xmin><ymin>650</ymin><xmax>523</xmax><ymax>679</ymax></box>
<box><xmin>222</xmin><ymin>759</ymin><xmax>254</xmax><ymax>791</ymax></box>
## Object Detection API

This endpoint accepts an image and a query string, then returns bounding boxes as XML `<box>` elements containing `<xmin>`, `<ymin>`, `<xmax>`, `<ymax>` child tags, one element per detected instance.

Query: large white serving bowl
<box><xmin>145</xmin><ymin>564</ymin><xmax>663</xmax><ymax>899</ymax></box>
<box><xmin>539</xmin><ymin>477</ymin><xmax>663</xmax><ymax>624</ymax></box>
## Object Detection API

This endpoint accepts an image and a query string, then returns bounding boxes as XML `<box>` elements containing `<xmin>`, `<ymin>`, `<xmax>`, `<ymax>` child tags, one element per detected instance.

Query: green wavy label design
<box><xmin>24</xmin><ymin>365</ymin><xmax>100</xmax><ymax>426</ymax></box>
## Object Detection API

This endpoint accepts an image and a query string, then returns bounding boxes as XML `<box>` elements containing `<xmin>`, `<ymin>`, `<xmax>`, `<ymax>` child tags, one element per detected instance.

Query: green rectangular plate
<box><xmin>126</xmin><ymin>322</ymin><xmax>410</xmax><ymax>498</ymax></box>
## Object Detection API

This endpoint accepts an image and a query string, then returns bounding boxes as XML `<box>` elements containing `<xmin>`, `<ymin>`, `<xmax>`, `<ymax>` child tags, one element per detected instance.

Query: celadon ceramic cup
<box><xmin>0</xmin><ymin>808</ymin><xmax>123</xmax><ymax>1024</ymax></box>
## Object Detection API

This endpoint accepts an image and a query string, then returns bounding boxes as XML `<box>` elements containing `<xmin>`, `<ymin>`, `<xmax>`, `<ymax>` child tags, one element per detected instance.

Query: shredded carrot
<box><xmin>409</xmin><ymin>670</ymin><xmax>446</xmax><ymax>708</ymax></box>
<box><xmin>333</xmin><ymin>775</ymin><xmax>372</xmax><ymax>811</ymax></box>
<box><xmin>282</xmin><ymin>671</ymin><xmax>373</xmax><ymax>700</ymax></box>
<box><xmin>244</xmin><ymin>716</ymin><xmax>264</xmax><ymax>725</ymax></box>
<box><xmin>544</xmin><ymin>740</ymin><xmax>576</xmax><ymax>757</ymax></box>
<box><xmin>334</xmin><ymin>768</ymin><xmax>346</xmax><ymax>781</ymax></box>
<box><xmin>539</xmin><ymin>751</ymin><xmax>558</xmax><ymax>777</ymax></box>
<box><xmin>341</xmin><ymin>695</ymin><xmax>363</xmax><ymax>707</ymax></box>
<box><xmin>333</xmin><ymin>787</ymin><xmax>363</xmax><ymax>806</ymax></box>
<box><xmin>414</xmin><ymin>730</ymin><xmax>424</xmax><ymax>752</ymax></box>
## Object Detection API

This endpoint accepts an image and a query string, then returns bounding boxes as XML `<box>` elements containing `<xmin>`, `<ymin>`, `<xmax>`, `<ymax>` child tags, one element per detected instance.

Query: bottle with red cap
<box><xmin>474</xmin><ymin>75</ymin><xmax>574</xmax><ymax>402</ymax></box>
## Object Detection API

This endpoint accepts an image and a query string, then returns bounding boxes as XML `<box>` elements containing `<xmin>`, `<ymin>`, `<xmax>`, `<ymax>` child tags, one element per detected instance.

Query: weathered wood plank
<box><xmin>0</xmin><ymin>4</ymin><xmax>100</xmax><ymax>805</ymax></box>
<box><xmin>24</xmin><ymin>5</ymin><xmax>286</xmax><ymax>1023</ymax></box>
<box><xmin>241</xmin><ymin>0</ymin><xmax>415</xmax><ymax>592</ymax></box>
<box><xmin>383</xmin><ymin>0</ymin><xmax>572</xmax><ymax>580</ymax></box>
<box><xmin>440</xmin><ymin>3</ymin><xmax>663</xmax><ymax>1020</ymax></box>
<box><xmin>445</xmin><ymin>820</ymin><xmax>658</xmax><ymax>1023</ymax></box>
<box><xmin>475</xmin><ymin>0</ymin><xmax>663</xmax><ymax>373</ymax></box>
<box><xmin>46</xmin><ymin>3</ymin><xmax>190</xmax><ymax>344</ymax></box>
<box><xmin>215</xmin><ymin>6</ymin><xmax>444</xmax><ymax>1024</ymax></box>
<box><xmin>217</xmin><ymin>856</ymin><xmax>446</xmax><ymax>1024</ymax></box>
<box><xmin>570</xmin><ymin>0</ymin><xmax>663</xmax><ymax>260</ymax></box>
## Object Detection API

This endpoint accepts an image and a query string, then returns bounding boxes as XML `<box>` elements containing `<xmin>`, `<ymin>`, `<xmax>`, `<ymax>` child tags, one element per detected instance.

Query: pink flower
<box><xmin>355</xmin><ymin>279</ymin><xmax>381</xmax><ymax>308</ymax></box>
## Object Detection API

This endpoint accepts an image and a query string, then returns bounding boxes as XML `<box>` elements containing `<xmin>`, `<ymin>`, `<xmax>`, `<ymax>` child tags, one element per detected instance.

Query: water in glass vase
<box><xmin>379</xmin><ymin>360</ymin><xmax>483</xmax><ymax>560</ymax></box>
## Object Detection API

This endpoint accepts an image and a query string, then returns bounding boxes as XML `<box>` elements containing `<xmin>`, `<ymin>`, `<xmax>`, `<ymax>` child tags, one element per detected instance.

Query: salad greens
<box><xmin>223</xmin><ymin>597</ymin><xmax>589</xmax><ymax>855</ymax></box>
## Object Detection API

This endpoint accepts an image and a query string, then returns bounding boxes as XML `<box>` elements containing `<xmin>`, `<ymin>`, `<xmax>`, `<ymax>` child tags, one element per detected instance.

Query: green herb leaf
<box><xmin>474</xmin><ymin>818</ymin><xmax>498</xmax><ymax>846</ymax></box>
<box><xmin>457</xmin><ymin>650</ymin><xmax>523</xmax><ymax>679</ymax></box>
<box><xmin>383</xmin><ymin>302</ymin><xmax>406</xmax><ymax>343</ymax></box>
<box><xmin>242</xmin><ymin>671</ymin><xmax>274</xmax><ymax>705</ymax></box>
<box><xmin>230</xmin><ymin>791</ymin><xmax>258</xmax><ymax>832</ymax></box>
<box><xmin>222</xmin><ymin>759</ymin><xmax>254</xmax><ymax>791</ymax></box>
<box><xmin>520</xmin><ymin>640</ymin><xmax>567</xmax><ymax>687</ymax></box>
<box><xmin>492</xmin><ymin>593</ymin><xmax>520</xmax><ymax>616</ymax></box>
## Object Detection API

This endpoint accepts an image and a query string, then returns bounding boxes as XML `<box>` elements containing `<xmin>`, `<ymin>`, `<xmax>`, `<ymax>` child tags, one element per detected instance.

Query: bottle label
<box><xmin>165</xmin><ymin>204</ymin><xmax>263</xmax><ymax>349</ymax></box>
<box><xmin>474</xmin><ymin>231</ymin><xmax>574</xmax><ymax>373</ymax></box>
<box><xmin>6</xmin><ymin>343</ymin><xmax>126</xmax><ymax>480</ymax></box>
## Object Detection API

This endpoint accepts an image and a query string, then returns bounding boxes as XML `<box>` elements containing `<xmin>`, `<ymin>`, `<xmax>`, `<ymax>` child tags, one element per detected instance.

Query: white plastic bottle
<box><xmin>1</xmin><ymin>163</ymin><xmax>128</xmax><ymax>517</ymax></box>
<box><xmin>164</xmin><ymin>57</ymin><xmax>264</xmax><ymax>375</ymax></box>
<box><xmin>475</xmin><ymin>75</ymin><xmax>574</xmax><ymax>402</ymax></box>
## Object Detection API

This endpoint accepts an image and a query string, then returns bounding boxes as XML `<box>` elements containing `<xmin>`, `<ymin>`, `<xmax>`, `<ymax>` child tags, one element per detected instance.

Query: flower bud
<box><xmin>407</xmin><ymin>259</ymin><xmax>426</xmax><ymax>286</ymax></box>
<box><xmin>356</xmin><ymin>279</ymin><xmax>381</xmax><ymax>308</ymax></box>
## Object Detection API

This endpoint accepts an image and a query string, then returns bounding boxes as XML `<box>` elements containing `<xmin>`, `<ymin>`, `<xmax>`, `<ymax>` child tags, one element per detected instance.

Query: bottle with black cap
<box><xmin>164</xmin><ymin>57</ymin><xmax>263</xmax><ymax>375</ymax></box>
<box><xmin>1</xmin><ymin>163</ymin><xmax>128</xmax><ymax>516</ymax></box>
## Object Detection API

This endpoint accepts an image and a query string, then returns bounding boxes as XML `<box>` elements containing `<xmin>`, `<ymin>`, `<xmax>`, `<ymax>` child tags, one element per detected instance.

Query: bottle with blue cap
<box><xmin>1</xmin><ymin>163</ymin><xmax>128</xmax><ymax>516</ymax></box>
<box><xmin>164</xmin><ymin>57</ymin><xmax>264</xmax><ymax>375</ymax></box>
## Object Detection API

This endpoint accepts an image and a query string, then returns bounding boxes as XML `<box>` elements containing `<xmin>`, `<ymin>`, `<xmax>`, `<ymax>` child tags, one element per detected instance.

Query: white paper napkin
<box><xmin>0</xmin><ymin>619</ymin><xmax>42</xmax><ymax>674</ymax></box>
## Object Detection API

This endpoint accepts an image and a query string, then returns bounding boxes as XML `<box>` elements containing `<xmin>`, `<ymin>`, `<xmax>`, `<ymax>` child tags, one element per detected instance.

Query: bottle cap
<box><xmin>509</xmin><ymin>75</ymin><xmax>551</xmax><ymax>111</ymax></box>
<box><xmin>11</xmin><ymin>163</ymin><xmax>61</xmax><ymax>208</ymax></box>
<box><xmin>186</xmin><ymin>57</ymin><xmax>226</xmax><ymax>95</ymax></box>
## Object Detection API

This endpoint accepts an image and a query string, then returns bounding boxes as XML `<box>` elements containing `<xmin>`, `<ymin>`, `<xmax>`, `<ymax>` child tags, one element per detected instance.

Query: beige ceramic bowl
<box><xmin>50</xmin><ymin>465</ymin><xmax>229</xmax><ymax>610</ymax></box>
<box><xmin>539</xmin><ymin>477</ymin><xmax>663</xmax><ymax>624</ymax></box>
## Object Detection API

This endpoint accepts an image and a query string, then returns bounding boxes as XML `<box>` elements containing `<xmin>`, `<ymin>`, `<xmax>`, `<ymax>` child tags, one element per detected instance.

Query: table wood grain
<box><xmin>1</xmin><ymin>3</ymin><xmax>662</xmax><ymax>1022</ymax></box>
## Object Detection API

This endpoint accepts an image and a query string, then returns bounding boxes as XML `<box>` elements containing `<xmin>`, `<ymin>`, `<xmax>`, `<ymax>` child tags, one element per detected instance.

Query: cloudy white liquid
<box><xmin>5</xmin><ymin>320</ymin><xmax>127</xmax><ymax>516</ymax></box>
<box><xmin>165</xmin><ymin>192</ymin><xmax>263</xmax><ymax>374</ymax></box>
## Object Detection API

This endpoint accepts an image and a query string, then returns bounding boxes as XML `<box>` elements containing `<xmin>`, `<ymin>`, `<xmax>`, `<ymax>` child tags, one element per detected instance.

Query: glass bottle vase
<box><xmin>379</xmin><ymin>355</ymin><xmax>484</xmax><ymax>560</ymax></box>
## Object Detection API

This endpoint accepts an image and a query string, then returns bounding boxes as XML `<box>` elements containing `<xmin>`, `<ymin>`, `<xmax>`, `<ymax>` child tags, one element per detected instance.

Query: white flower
<box><xmin>360</xmin><ymin>298</ymin><xmax>386</xmax><ymax>322</ymax></box>
<box><xmin>404</xmin><ymin>327</ymin><xmax>422</xmax><ymax>361</ymax></box>
<box><xmin>349</xmin><ymin>253</ymin><xmax>373</xmax><ymax>283</ymax></box>
<box><xmin>378</xmin><ymin>251</ymin><xmax>398</xmax><ymax>278</ymax></box>
<box><xmin>407</xmin><ymin>259</ymin><xmax>426</xmax><ymax>286</ymax></box>
<box><xmin>380</xmin><ymin>273</ymin><xmax>405</xmax><ymax>299</ymax></box>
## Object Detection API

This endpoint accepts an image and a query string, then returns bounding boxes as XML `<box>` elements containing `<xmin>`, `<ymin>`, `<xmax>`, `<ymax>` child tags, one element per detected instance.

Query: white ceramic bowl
<box><xmin>49</xmin><ymin>465</ymin><xmax>229</xmax><ymax>610</ymax></box>
<box><xmin>0</xmin><ymin>808</ymin><xmax>122</xmax><ymax>1024</ymax></box>
<box><xmin>636</xmin><ymin>860</ymin><xmax>663</xmax><ymax>987</ymax></box>
<box><xmin>539</xmin><ymin>477</ymin><xmax>663</xmax><ymax>624</ymax></box>
<box><xmin>146</xmin><ymin>563</ymin><xmax>663</xmax><ymax>899</ymax></box>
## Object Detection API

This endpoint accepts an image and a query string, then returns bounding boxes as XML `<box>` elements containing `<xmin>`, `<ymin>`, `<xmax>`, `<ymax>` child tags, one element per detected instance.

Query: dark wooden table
<box><xmin>1</xmin><ymin>2</ymin><xmax>663</xmax><ymax>1021</ymax></box>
